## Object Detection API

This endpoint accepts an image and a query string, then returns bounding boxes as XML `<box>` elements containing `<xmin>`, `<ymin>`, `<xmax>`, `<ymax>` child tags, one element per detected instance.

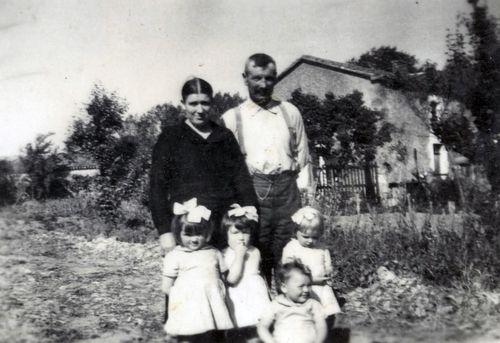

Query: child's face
<box><xmin>281</xmin><ymin>269</ymin><xmax>312</xmax><ymax>303</ymax></box>
<box><xmin>180</xmin><ymin>229</ymin><xmax>208</xmax><ymax>251</ymax></box>
<box><xmin>227</xmin><ymin>225</ymin><xmax>251</xmax><ymax>249</ymax></box>
<box><xmin>296</xmin><ymin>228</ymin><xmax>321</xmax><ymax>248</ymax></box>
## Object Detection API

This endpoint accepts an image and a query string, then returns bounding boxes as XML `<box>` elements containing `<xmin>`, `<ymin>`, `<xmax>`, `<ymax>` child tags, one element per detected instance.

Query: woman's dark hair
<box><xmin>181</xmin><ymin>77</ymin><xmax>213</xmax><ymax>101</ymax></box>
<box><xmin>220</xmin><ymin>213</ymin><xmax>258</xmax><ymax>246</ymax></box>
<box><xmin>276</xmin><ymin>259</ymin><xmax>312</xmax><ymax>293</ymax></box>
<box><xmin>171</xmin><ymin>214</ymin><xmax>213</xmax><ymax>246</ymax></box>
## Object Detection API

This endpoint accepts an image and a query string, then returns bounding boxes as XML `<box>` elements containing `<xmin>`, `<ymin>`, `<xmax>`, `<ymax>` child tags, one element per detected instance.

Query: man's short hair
<box><xmin>244</xmin><ymin>53</ymin><xmax>276</xmax><ymax>74</ymax></box>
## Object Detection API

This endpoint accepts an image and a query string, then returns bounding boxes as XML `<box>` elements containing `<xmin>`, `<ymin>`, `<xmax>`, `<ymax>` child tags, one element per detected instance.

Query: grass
<box><xmin>5</xmin><ymin>191</ymin><xmax>500</xmax><ymax>340</ymax></box>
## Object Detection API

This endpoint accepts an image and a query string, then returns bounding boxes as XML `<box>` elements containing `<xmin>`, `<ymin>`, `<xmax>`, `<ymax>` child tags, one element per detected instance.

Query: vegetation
<box><xmin>0</xmin><ymin>160</ymin><xmax>16</xmax><ymax>206</ymax></box>
<box><xmin>19</xmin><ymin>133</ymin><xmax>70</xmax><ymax>200</ymax></box>
<box><xmin>290</xmin><ymin>89</ymin><xmax>395</xmax><ymax>203</ymax></box>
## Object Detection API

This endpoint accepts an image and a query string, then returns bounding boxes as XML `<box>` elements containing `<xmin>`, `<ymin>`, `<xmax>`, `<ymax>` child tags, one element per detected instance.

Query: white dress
<box><xmin>163</xmin><ymin>246</ymin><xmax>234</xmax><ymax>335</ymax></box>
<box><xmin>281</xmin><ymin>239</ymin><xmax>341</xmax><ymax>316</ymax></box>
<box><xmin>223</xmin><ymin>246</ymin><xmax>271</xmax><ymax>327</ymax></box>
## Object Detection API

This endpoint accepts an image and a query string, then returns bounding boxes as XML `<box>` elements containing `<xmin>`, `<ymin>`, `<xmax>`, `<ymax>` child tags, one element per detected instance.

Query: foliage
<box><xmin>211</xmin><ymin>91</ymin><xmax>245</xmax><ymax>122</ymax></box>
<box><xmin>64</xmin><ymin>86</ymin><xmax>244</xmax><ymax>221</ymax></box>
<box><xmin>324</xmin><ymin>211</ymin><xmax>500</xmax><ymax>291</ymax></box>
<box><xmin>144</xmin><ymin>102</ymin><xmax>182</xmax><ymax>132</ymax></box>
<box><xmin>350</xmin><ymin>4</ymin><xmax>500</xmax><ymax>191</ymax></box>
<box><xmin>20</xmin><ymin>133</ymin><xmax>70</xmax><ymax>200</ymax></box>
<box><xmin>290</xmin><ymin>89</ymin><xmax>394</xmax><ymax>202</ymax></box>
<box><xmin>349</xmin><ymin>46</ymin><xmax>419</xmax><ymax>74</ymax></box>
<box><xmin>290</xmin><ymin>89</ymin><xmax>394</xmax><ymax>165</ymax></box>
<box><xmin>65</xmin><ymin>85</ymin><xmax>128</xmax><ymax>178</ymax></box>
<box><xmin>0</xmin><ymin>159</ymin><xmax>16</xmax><ymax>206</ymax></box>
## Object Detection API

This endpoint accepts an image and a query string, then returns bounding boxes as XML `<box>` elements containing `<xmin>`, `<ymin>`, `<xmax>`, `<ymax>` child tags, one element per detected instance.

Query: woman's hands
<box><xmin>159</xmin><ymin>233</ymin><xmax>177</xmax><ymax>256</ymax></box>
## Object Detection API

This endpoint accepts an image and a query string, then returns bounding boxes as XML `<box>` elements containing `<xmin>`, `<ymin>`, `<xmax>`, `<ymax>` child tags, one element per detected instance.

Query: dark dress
<box><xmin>149</xmin><ymin>120</ymin><xmax>257</xmax><ymax>240</ymax></box>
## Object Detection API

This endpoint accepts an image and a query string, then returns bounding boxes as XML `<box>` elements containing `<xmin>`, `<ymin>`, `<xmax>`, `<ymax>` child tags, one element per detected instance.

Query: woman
<box><xmin>150</xmin><ymin>77</ymin><xmax>257</xmax><ymax>251</ymax></box>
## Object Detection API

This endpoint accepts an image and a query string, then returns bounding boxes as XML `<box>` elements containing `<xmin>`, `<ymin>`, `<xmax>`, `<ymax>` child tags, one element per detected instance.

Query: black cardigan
<box><xmin>149</xmin><ymin>121</ymin><xmax>257</xmax><ymax>235</ymax></box>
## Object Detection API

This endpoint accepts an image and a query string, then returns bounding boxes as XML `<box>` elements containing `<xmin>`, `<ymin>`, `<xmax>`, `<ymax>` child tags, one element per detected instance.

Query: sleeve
<box><xmin>217</xmin><ymin>250</ymin><xmax>228</xmax><ymax>273</ymax></box>
<box><xmin>223</xmin><ymin>248</ymin><xmax>234</xmax><ymax>268</ymax></box>
<box><xmin>226</xmin><ymin>131</ymin><xmax>258</xmax><ymax>207</ymax></box>
<box><xmin>163</xmin><ymin>251</ymin><xmax>180</xmax><ymax>278</ymax></box>
<box><xmin>281</xmin><ymin>241</ymin><xmax>295</xmax><ymax>264</ymax></box>
<box><xmin>311</xmin><ymin>299</ymin><xmax>326</xmax><ymax>319</ymax></box>
<box><xmin>221</xmin><ymin>109</ymin><xmax>237</xmax><ymax>136</ymax></box>
<box><xmin>289</xmin><ymin>103</ymin><xmax>313</xmax><ymax>191</ymax></box>
<box><xmin>324</xmin><ymin>249</ymin><xmax>333</xmax><ymax>276</ymax></box>
<box><xmin>149</xmin><ymin>132</ymin><xmax>174</xmax><ymax>235</ymax></box>
<box><xmin>259</xmin><ymin>301</ymin><xmax>277</xmax><ymax>325</ymax></box>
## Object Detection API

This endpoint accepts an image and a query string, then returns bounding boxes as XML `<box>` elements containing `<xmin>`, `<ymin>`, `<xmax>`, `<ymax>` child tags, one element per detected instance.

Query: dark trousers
<box><xmin>253</xmin><ymin>172</ymin><xmax>301</xmax><ymax>286</ymax></box>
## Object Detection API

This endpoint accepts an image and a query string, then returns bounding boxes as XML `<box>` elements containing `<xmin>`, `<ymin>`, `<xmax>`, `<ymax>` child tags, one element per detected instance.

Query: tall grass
<box><xmin>320</xmin><ymin>202</ymin><xmax>500</xmax><ymax>292</ymax></box>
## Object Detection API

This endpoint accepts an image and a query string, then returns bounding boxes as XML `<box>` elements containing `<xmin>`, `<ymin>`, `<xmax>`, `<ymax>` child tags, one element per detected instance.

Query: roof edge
<box><xmin>277</xmin><ymin>55</ymin><xmax>392</xmax><ymax>83</ymax></box>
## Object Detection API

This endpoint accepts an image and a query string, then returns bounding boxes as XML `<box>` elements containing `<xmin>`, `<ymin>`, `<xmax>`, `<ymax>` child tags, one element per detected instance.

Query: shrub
<box><xmin>325</xmin><ymin>210</ymin><xmax>500</xmax><ymax>291</ymax></box>
<box><xmin>0</xmin><ymin>159</ymin><xmax>16</xmax><ymax>206</ymax></box>
<box><xmin>20</xmin><ymin>133</ymin><xmax>70</xmax><ymax>200</ymax></box>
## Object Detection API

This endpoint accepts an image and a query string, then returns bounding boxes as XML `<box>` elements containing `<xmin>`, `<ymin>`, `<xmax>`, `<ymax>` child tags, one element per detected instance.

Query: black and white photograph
<box><xmin>1</xmin><ymin>0</ymin><xmax>500</xmax><ymax>342</ymax></box>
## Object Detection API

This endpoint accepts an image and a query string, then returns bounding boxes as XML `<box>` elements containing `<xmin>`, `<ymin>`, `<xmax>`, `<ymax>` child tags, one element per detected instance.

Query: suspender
<box><xmin>234</xmin><ymin>102</ymin><xmax>298</xmax><ymax>165</ymax></box>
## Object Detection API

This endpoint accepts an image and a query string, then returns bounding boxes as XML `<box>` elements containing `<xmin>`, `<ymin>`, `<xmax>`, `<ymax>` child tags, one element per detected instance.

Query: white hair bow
<box><xmin>173</xmin><ymin>198</ymin><xmax>211</xmax><ymax>223</ymax></box>
<box><xmin>291</xmin><ymin>206</ymin><xmax>319</xmax><ymax>225</ymax></box>
<box><xmin>227</xmin><ymin>204</ymin><xmax>258</xmax><ymax>222</ymax></box>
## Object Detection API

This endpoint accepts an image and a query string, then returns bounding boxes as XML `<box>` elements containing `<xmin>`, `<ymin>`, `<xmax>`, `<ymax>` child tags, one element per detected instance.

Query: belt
<box><xmin>252</xmin><ymin>170</ymin><xmax>298</xmax><ymax>181</ymax></box>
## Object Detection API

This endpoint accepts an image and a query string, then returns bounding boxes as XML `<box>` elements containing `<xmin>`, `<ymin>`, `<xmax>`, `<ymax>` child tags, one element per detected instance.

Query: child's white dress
<box><xmin>163</xmin><ymin>245</ymin><xmax>234</xmax><ymax>335</ymax></box>
<box><xmin>223</xmin><ymin>246</ymin><xmax>270</xmax><ymax>327</ymax></box>
<box><xmin>260</xmin><ymin>294</ymin><xmax>325</xmax><ymax>343</ymax></box>
<box><xmin>281</xmin><ymin>239</ymin><xmax>341</xmax><ymax>316</ymax></box>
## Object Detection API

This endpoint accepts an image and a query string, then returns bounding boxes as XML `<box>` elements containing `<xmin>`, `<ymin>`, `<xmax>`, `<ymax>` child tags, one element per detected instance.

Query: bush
<box><xmin>0</xmin><ymin>160</ymin><xmax>16</xmax><ymax>206</ymax></box>
<box><xmin>325</xmin><ymin>211</ymin><xmax>500</xmax><ymax>291</ymax></box>
<box><xmin>20</xmin><ymin>133</ymin><xmax>70</xmax><ymax>200</ymax></box>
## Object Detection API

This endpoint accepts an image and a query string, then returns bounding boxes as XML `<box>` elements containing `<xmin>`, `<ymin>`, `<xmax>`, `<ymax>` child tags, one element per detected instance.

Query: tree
<box><xmin>20</xmin><ymin>133</ymin><xmax>70</xmax><ymax>200</ymax></box>
<box><xmin>66</xmin><ymin>85</ymin><xmax>127</xmax><ymax>178</ymax></box>
<box><xmin>440</xmin><ymin>1</ymin><xmax>500</xmax><ymax>191</ymax></box>
<box><xmin>290</xmin><ymin>89</ymin><xmax>394</xmax><ymax>203</ymax></box>
<box><xmin>0</xmin><ymin>159</ymin><xmax>16</xmax><ymax>206</ymax></box>
<box><xmin>211</xmin><ymin>92</ymin><xmax>245</xmax><ymax>122</ymax></box>
<box><xmin>349</xmin><ymin>46</ymin><xmax>419</xmax><ymax>72</ymax></box>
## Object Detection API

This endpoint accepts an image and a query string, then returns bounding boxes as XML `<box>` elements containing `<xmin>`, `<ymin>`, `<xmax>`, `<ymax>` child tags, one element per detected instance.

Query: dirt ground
<box><xmin>1</xmin><ymin>211</ymin><xmax>499</xmax><ymax>343</ymax></box>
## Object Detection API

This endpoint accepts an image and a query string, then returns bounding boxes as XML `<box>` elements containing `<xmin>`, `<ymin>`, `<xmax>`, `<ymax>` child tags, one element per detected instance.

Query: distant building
<box><xmin>274</xmin><ymin>55</ymin><xmax>466</xmax><ymax>197</ymax></box>
<box><xmin>68</xmin><ymin>165</ymin><xmax>99</xmax><ymax>177</ymax></box>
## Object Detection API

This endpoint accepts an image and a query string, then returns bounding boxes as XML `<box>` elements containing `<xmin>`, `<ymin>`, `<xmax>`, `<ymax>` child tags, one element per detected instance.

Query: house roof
<box><xmin>277</xmin><ymin>55</ymin><xmax>393</xmax><ymax>83</ymax></box>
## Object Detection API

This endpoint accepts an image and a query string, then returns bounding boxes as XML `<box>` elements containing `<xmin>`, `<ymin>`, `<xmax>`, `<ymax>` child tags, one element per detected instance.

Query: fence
<box><xmin>315</xmin><ymin>164</ymin><xmax>380</xmax><ymax>199</ymax></box>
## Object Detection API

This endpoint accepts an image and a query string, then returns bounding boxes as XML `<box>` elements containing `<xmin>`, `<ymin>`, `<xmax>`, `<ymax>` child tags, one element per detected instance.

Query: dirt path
<box><xmin>1</xmin><ymin>212</ymin><xmax>499</xmax><ymax>343</ymax></box>
<box><xmin>0</xmin><ymin>215</ymin><xmax>164</xmax><ymax>342</ymax></box>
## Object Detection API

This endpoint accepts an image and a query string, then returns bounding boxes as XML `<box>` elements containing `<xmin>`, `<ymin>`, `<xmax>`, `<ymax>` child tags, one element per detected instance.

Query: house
<box><xmin>274</xmin><ymin>55</ymin><xmax>461</xmax><ymax>198</ymax></box>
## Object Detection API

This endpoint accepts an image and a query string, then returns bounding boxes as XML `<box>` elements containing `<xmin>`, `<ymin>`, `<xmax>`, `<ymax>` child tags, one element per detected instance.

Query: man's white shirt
<box><xmin>222</xmin><ymin>99</ymin><xmax>313</xmax><ymax>191</ymax></box>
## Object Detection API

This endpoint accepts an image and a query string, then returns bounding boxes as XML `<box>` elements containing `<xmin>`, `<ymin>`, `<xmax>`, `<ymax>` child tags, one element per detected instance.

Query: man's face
<box><xmin>243</xmin><ymin>61</ymin><xmax>277</xmax><ymax>106</ymax></box>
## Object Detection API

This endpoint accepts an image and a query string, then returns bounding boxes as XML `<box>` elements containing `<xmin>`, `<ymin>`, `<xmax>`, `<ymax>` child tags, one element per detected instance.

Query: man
<box><xmin>222</xmin><ymin>53</ymin><xmax>313</xmax><ymax>285</ymax></box>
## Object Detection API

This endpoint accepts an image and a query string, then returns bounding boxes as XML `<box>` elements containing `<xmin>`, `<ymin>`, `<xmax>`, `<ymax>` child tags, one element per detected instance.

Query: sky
<box><xmin>1</xmin><ymin>0</ymin><xmax>499</xmax><ymax>157</ymax></box>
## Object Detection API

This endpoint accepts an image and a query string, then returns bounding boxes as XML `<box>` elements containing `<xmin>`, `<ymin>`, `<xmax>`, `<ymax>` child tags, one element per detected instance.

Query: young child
<box><xmin>257</xmin><ymin>260</ymin><xmax>327</xmax><ymax>343</ymax></box>
<box><xmin>222</xmin><ymin>204</ymin><xmax>270</xmax><ymax>342</ymax></box>
<box><xmin>161</xmin><ymin>198</ymin><xmax>233</xmax><ymax>342</ymax></box>
<box><xmin>281</xmin><ymin>206</ymin><xmax>341</xmax><ymax>329</ymax></box>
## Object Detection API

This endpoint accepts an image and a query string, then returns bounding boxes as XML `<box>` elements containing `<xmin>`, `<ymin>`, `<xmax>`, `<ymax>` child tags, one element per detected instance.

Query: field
<box><xmin>0</xmin><ymin>200</ymin><xmax>499</xmax><ymax>343</ymax></box>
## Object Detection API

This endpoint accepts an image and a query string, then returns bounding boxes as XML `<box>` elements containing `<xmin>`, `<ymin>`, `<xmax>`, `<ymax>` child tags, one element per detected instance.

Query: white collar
<box><xmin>242</xmin><ymin>98</ymin><xmax>281</xmax><ymax>116</ymax></box>
<box><xmin>185</xmin><ymin>119</ymin><xmax>212</xmax><ymax>139</ymax></box>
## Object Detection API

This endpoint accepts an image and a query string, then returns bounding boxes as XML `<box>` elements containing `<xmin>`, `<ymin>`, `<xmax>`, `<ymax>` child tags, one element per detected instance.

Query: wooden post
<box><xmin>407</xmin><ymin>192</ymin><xmax>413</xmax><ymax>215</ymax></box>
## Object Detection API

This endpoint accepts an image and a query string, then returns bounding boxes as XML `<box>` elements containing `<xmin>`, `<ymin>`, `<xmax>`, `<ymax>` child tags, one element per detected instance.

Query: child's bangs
<box><xmin>233</xmin><ymin>220</ymin><xmax>255</xmax><ymax>233</ymax></box>
<box><xmin>183</xmin><ymin>222</ymin><xmax>210</xmax><ymax>237</ymax></box>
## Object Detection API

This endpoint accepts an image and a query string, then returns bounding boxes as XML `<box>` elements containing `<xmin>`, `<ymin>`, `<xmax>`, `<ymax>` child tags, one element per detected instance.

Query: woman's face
<box><xmin>182</xmin><ymin>93</ymin><xmax>212</xmax><ymax>130</ymax></box>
